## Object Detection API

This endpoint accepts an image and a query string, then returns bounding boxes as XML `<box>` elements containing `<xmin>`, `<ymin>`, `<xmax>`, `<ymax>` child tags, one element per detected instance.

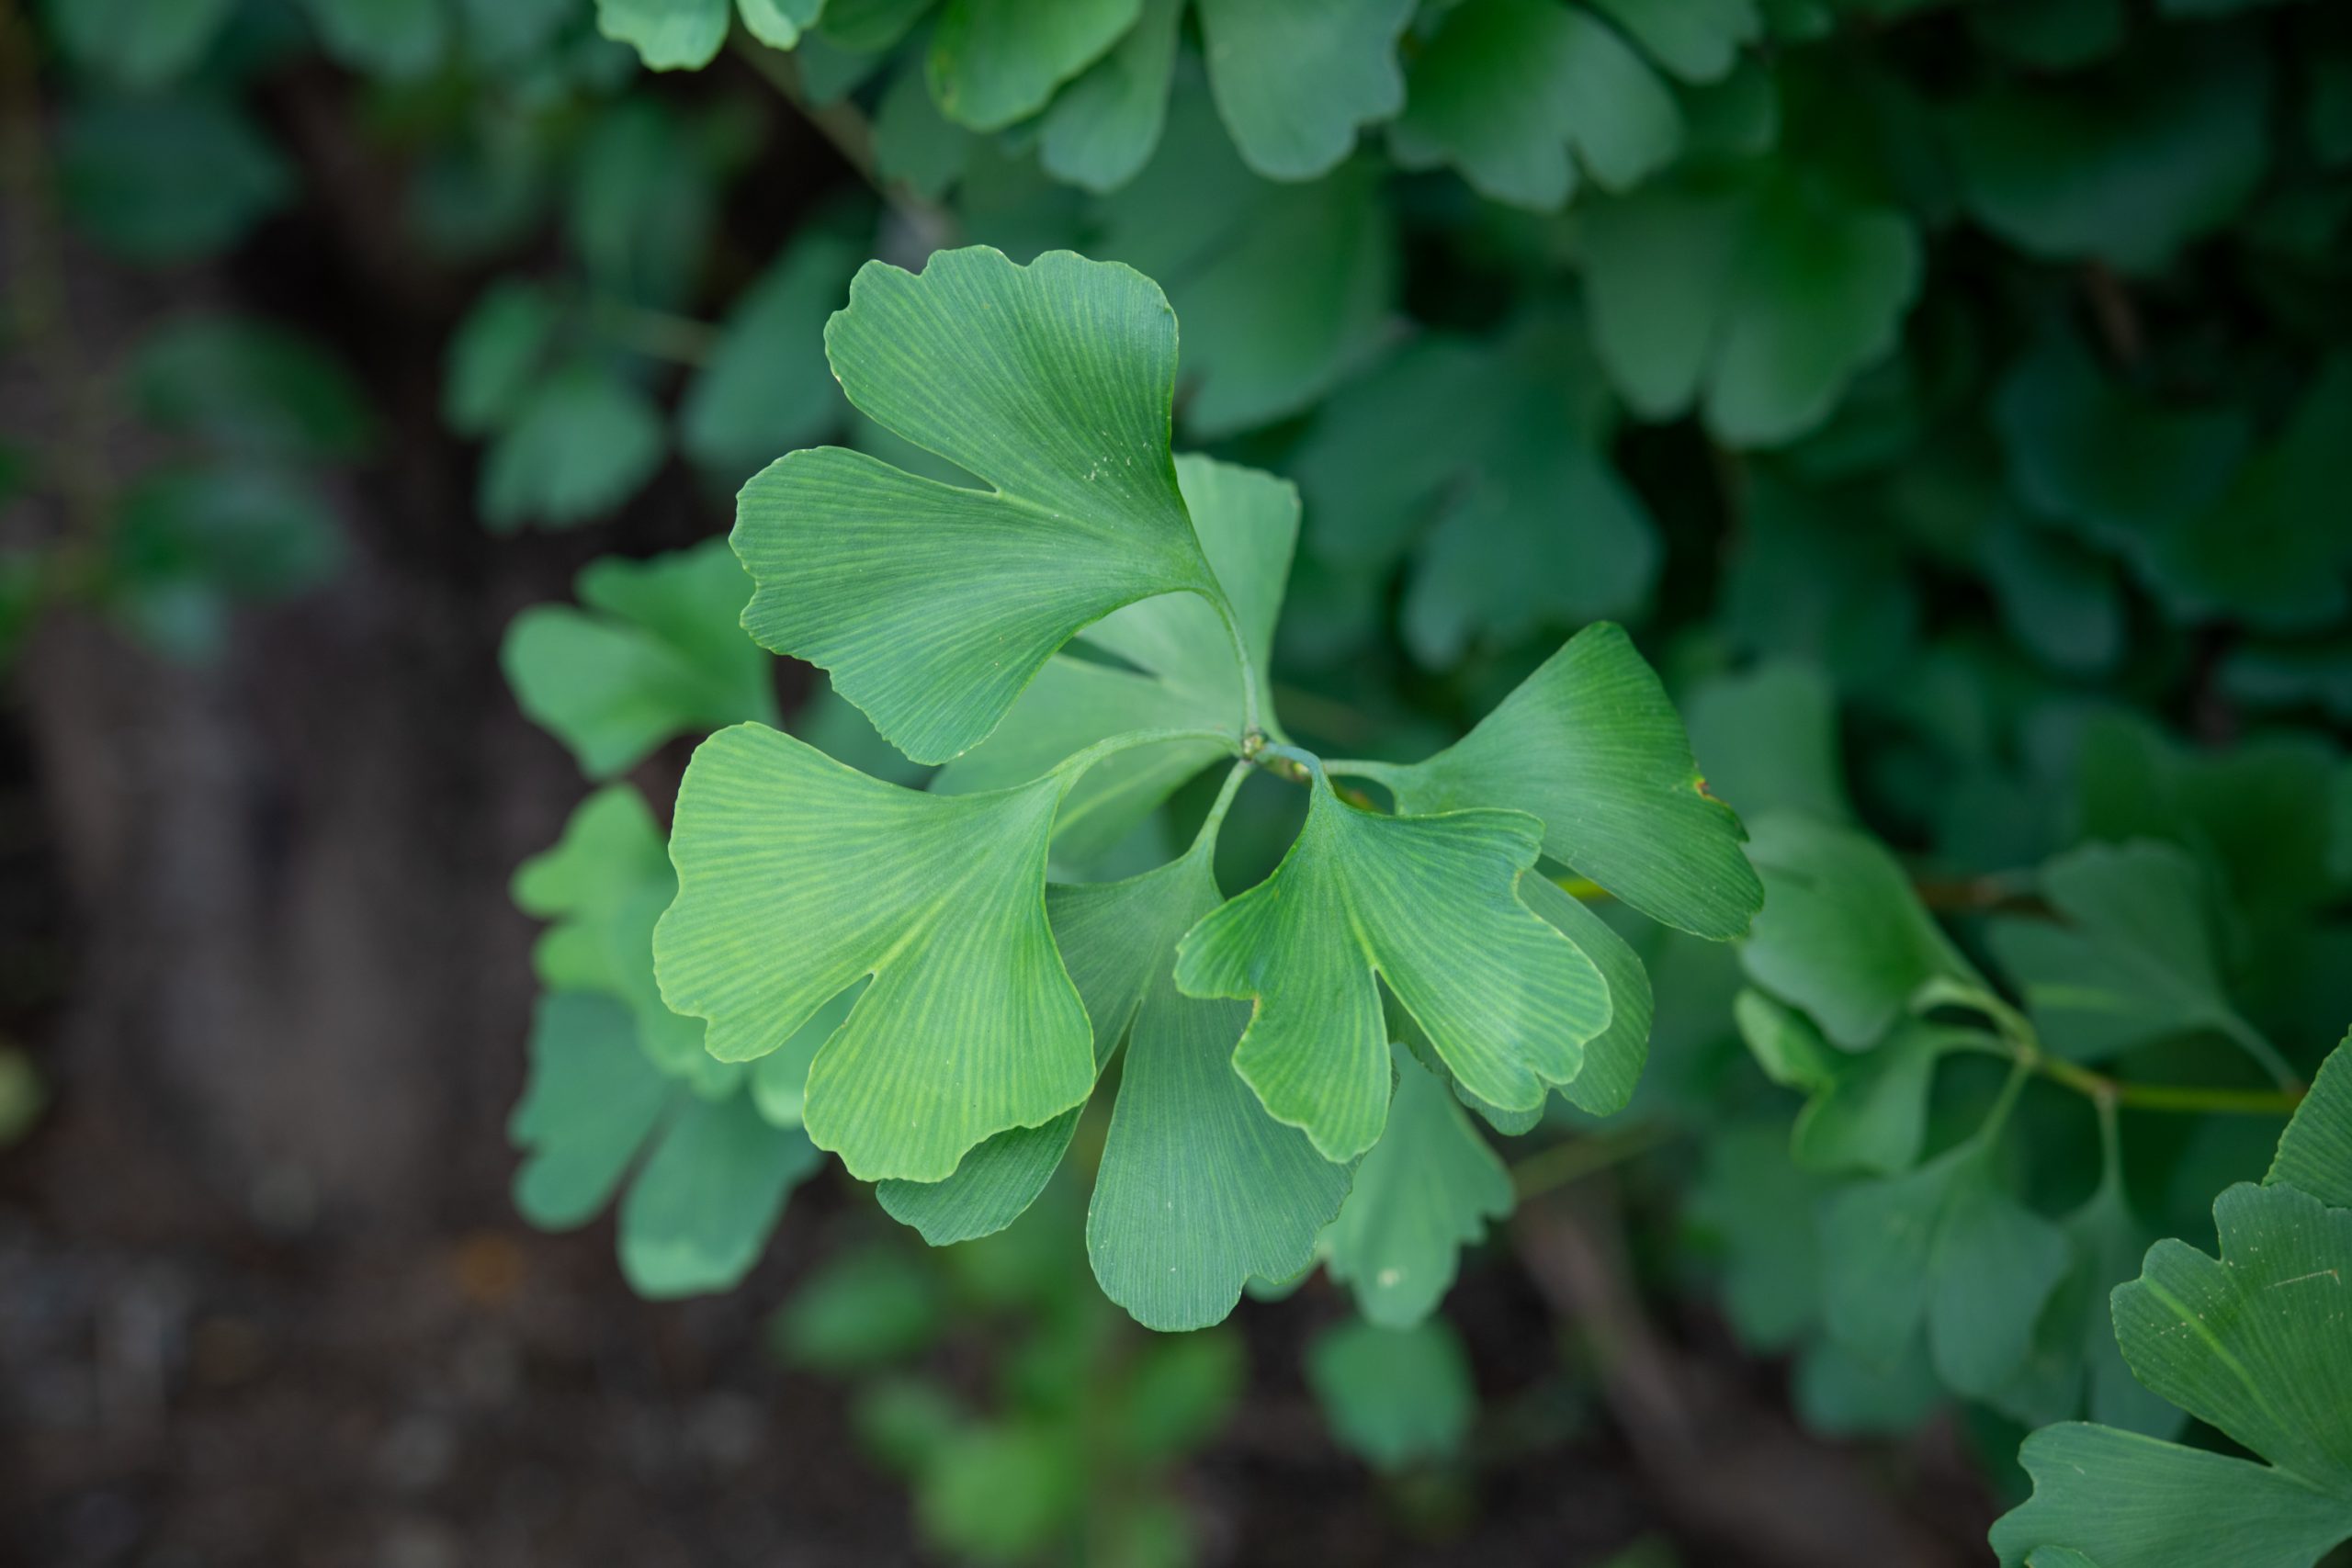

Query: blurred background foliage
<box><xmin>3</xmin><ymin>0</ymin><xmax>2349</xmax><ymax>1563</ymax></box>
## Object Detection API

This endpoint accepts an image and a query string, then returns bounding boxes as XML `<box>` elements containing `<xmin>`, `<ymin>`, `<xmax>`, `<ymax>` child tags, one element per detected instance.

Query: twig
<box><xmin>729</xmin><ymin>34</ymin><xmax>956</xmax><ymax>253</ymax></box>
<box><xmin>1510</xmin><ymin>1122</ymin><xmax>1668</xmax><ymax>1201</ymax></box>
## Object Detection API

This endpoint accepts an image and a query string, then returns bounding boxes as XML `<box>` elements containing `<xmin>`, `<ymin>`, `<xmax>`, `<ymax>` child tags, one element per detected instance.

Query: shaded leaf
<box><xmin>1039</xmin><ymin>0</ymin><xmax>1182</xmax><ymax>193</ymax></box>
<box><xmin>1323</xmin><ymin>1043</ymin><xmax>1513</xmax><ymax>1326</ymax></box>
<box><xmin>1738</xmin><ymin>813</ymin><xmax>1979</xmax><ymax>1048</ymax></box>
<box><xmin>1196</xmin><ymin>0</ymin><xmax>1414</xmax><ymax>180</ymax></box>
<box><xmin>1577</xmin><ymin>162</ymin><xmax>1920</xmax><ymax>446</ymax></box>
<box><xmin>1389</xmin><ymin>0</ymin><xmax>1683</xmax><ymax>211</ymax></box>
<box><xmin>502</xmin><ymin>539</ymin><xmax>775</xmax><ymax>778</ymax></box>
<box><xmin>927</xmin><ymin>0</ymin><xmax>1141</xmax><ymax>132</ymax></box>
<box><xmin>620</xmin><ymin>1089</ymin><xmax>824</xmax><ymax>1297</ymax></box>
<box><xmin>1307</xmin><ymin>1316</ymin><xmax>1477</xmax><ymax>1471</ymax></box>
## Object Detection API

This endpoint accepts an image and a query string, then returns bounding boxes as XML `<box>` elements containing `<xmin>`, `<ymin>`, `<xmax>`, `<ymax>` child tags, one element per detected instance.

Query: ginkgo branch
<box><xmin>1918</xmin><ymin>978</ymin><xmax>2308</xmax><ymax>1118</ymax></box>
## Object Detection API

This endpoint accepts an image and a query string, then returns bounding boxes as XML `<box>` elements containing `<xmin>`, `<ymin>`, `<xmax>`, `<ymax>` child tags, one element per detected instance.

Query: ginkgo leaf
<box><xmin>682</xmin><ymin>226</ymin><xmax>862</xmax><ymax>479</ymax></box>
<box><xmin>1084</xmin><ymin>834</ymin><xmax>1356</xmax><ymax>1330</ymax></box>
<box><xmin>739</xmin><ymin>0</ymin><xmax>824</xmax><ymax>49</ymax></box>
<box><xmin>1990</xmin><ymin>1180</ymin><xmax>2352</xmax><ymax>1568</ymax></box>
<box><xmin>514</xmin><ymin>786</ymin><xmax>730</xmax><ymax>1092</ymax></box>
<box><xmin>2154</xmin><ymin>355</ymin><xmax>2352</xmax><ymax>633</ymax></box>
<box><xmin>734</xmin><ymin>247</ymin><xmax>1228</xmax><ymax>764</ymax></box>
<box><xmin>1195</xmin><ymin>0</ymin><xmax>1416</xmax><ymax>181</ymax></box>
<box><xmin>1039</xmin><ymin>0</ymin><xmax>1182</xmax><ymax>193</ymax></box>
<box><xmin>1306</xmin><ymin>1316</ymin><xmax>1478</xmax><ymax>1471</ymax></box>
<box><xmin>1739</xmin><ymin>813</ymin><xmax>1980</xmax><ymax>1048</ymax></box>
<box><xmin>46</xmin><ymin>0</ymin><xmax>239</xmax><ymax>89</ymax></box>
<box><xmin>1521</xmin><ymin>877</ymin><xmax>1653</xmax><ymax>1118</ymax></box>
<box><xmin>479</xmin><ymin>361</ymin><xmax>668</xmax><ymax>533</ymax></box>
<box><xmin>594</xmin><ymin>0</ymin><xmax>730</xmax><ymax>70</ymax></box>
<box><xmin>1821</xmin><ymin>1140</ymin><xmax>2071</xmax><ymax>1398</ymax></box>
<box><xmin>1577</xmin><ymin>162</ymin><xmax>1920</xmax><ymax>446</ymax></box>
<box><xmin>1388</xmin><ymin>0</ymin><xmax>1683</xmax><ymax>212</ymax></box>
<box><xmin>1682</xmin><ymin>660</ymin><xmax>1850</xmax><ymax>825</ymax></box>
<box><xmin>509</xmin><ymin>990</ymin><xmax>673</xmax><ymax>1229</ymax></box>
<box><xmin>1943</xmin><ymin>29</ymin><xmax>2270</xmax><ymax>275</ymax></box>
<box><xmin>1737</xmin><ymin>989</ymin><xmax>1965</xmax><ymax>1174</ymax></box>
<box><xmin>620</xmin><ymin>1089</ymin><xmax>825</xmax><ymax>1298</ymax></box>
<box><xmin>2267</xmin><ymin>1029</ymin><xmax>2352</xmax><ymax>1208</ymax></box>
<box><xmin>1095</xmin><ymin>92</ymin><xmax>1397</xmax><ymax>435</ymax></box>
<box><xmin>1994</xmin><ymin>1161</ymin><xmax>2182</xmax><ymax>1438</ymax></box>
<box><xmin>1175</xmin><ymin>773</ymin><xmax>1609</xmax><ymax>1162</ymax></box>
<box><xmin>1989</xmin><ymin>840</ymin><xmax>2278</xmax><ymax>1071</ymax></box>
<box><xmin>927</xmin><ymin>0</ymin><xmax>1141</xmax><ymax>132</ymax></box>
<box><xmin>301</xmin><ymin>0</ymin><xmax>448</xmax><ymax>78</ymax></box>
<box><xmin>871</xmin><ymin>835</ymin><xmax>1187</xmax><ymax>1245</ymax></box>
<box><xmin>932</xmin><ymin>455</ymin><xmax>1295</xmax><ymax>866</ymax></box>
<box><xmin>503</xmin><ymin>540</ymin><xmax>776</xmax><ymax>779</ymax></box>
<box><xmin>1589</xmin><ymin>0</ymin><xmax>1759</xmax><ymax>83</ymax></box>
<box><xmin>1393</xmin><ymin>315</ymin><xmax>1660</xmax><ymax>664</ymax></box>
<box><xmin>1373</xmin><ymin>623</ymin><xmax>1762</xmax><ymax>942</ymax></box>
<box><xmin>1686</xmin><ymin>1119</ymin><xmax>1835</xmax><ymax>1351</ymax></box>
<box><xmin>1322</xmin><ymin>1043</ymin><xmax>1513</xmax><ymax>1326</ymax></box>
<box><xmin>656</xmin><ymin>723</ymin><xmax>1127</xmax><ymax>1181</ymax></box>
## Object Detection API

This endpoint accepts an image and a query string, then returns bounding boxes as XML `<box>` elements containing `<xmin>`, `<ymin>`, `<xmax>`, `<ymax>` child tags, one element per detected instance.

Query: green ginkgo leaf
<box><xmin>656</xmin><ymin>723</ymin><xmax>1152</xmax><ymax>1181</ymax></box>
<box><xmin>1990</xmin><ymin>1180</ymin><xmax>2352</xmax><ymax>1568</ymax></box>
<box><xmin>480</xmin><ymin>361</ymin><xmax>670</xmax><ymax>533</ymax></box>
<box><xmin>594</xmin><ymin>0</ymin><xmax>731</xmax><ymax>69</ymax></box>
<box><xmin>682</xmin><ymin>227</ymin><xmax>862</xmax><ymax>479</ymax></box>
<box><xmin>1374</xmin><ymin>623</ymin><xmax>1763</xmax><ymax>942</ymax></box>
<box><xmin>1739</xmin><ymin>813</ymin><xmax>1980</xmax><ymax>1048</ymax></box>
<box><xmin>1590</xmin><ymin>0</ymin><xmax>1759</xmax><ymax>83</ymax></box>
<box><xmin>1039</xmin><ymin>0</ymin><xmax>1182</xmax><ymax>193</ymax></box>
<box><xmin>1687</xmin><ymin>1119</ymin><xmax>1834</xmax><ymax>1350</ymax></box>
<box><xmin>503</xmin><ymin>540</ymin><xmax>777</xmax><ymax>779</ymax></box>
<box><xmin>871</xmin><ymin>829</ymin><xmax>1195</xmax><ymax>1246</ymax></box>
<box><xmin>301</xmin><ymin>0</ymin><xmax>449</xmax><ymax>79</ymax></box>
<box><xmin>620</xmin><ymin>1089</ymin><xmax>825</xmax><ymax>1298</ymax></box>
<box><xmin>1577</xmin><ymin>162</ymin><xmax>1920</xmax><ymax>446</ymax></box>
<box><xmin>932</xmin><ymin>455</ymin><xmax>1295</xmax><ymax>866</ymax></box>
<box><xmin>1521</xmin><ymin>877</ymin><xmax>1654</xmax><ymax>1118</ymax></box>
<box><xmin>1989</xmin><ymin>840</ymin><xmax>2281</xmax><ymax>1073</ymax></box>
<box><xmin>44</xmin><ymin>0</ymin><xmax>240</xmax><ymax>88</ymax></box>
<box><xmin>1084</xmin><ymin>829</ymin><xmax>1356</xmax><ymax>1330</ymax></box>
<box><xmin>509</xmin><ymin>990</ymin><xmax>673</xmax><ymax>1229</ymax></box>
<box><xmin>1738</xmin><ymin>989</ymin><xmax>1967</xmax><ymax>1175</ymax></box>
<box><xmin>514</xmin><ymin>786</ymin><xmax>733</xmax><ymax>1093</ymax></box>
<box><xmin>1388</xmin><ymin>0</ymin><xmax>1683</xmax><ymax>212</ymax></box>
<box><xmin>927</xmin><ymin>0</ymin><xmax>1141</xmax><ymax>132</ymax></box>
<box><xmin>1094</xmin><ymin>93</ymin><xmax>1398</xmax><ymax>435</ymax></box>
<box><xmin>1306</xmin><ymin>1316</ymin><xmax>1478</xmax><ymax>1471</ymax></box>
<box><xmin>1175</xmin><ymin>773</ymin><xmax>1609</xmax><ymax>1162</ymax></box>
<box><xmin>734</xmin><ymin>247</ymin><xmax>1229</xmax><ymax>764</ymax></box>
<box><xmin>2267</xmin><ymin>1030</ymin><xmax>2352</xmax><ymax>1208</ymax></box>
<box><xmin>1323</xmin><ymin>1043</ymin><xmax>1513</xmax><ymax>1326</ymax></box>
<box><xmin>1195</xmin><ymin>0</ymin><xmax>1416</xmax><ymax>181</ymax></box>
<box><xmin>740</xmin><ymin>0</ymin><xmax>824</xmax><ymax>48</ymax></box>
<box><xmin>1821</xmin><ymin>1139</ymin><xmax>2071</xmax><ymax>1398</ymax></box>
<box><xmin>1943</xmin><ymin>29</ymin><xmax>2270</xmax><ymax>275</ymax></box>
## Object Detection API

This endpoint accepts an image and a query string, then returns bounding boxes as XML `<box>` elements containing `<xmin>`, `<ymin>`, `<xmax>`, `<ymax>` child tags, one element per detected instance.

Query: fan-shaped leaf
<box><xmin>1175</xmin><ymin>774</ymin><xmax>1609</xmax><ymax>1162</ymax></box>
<box><xmin>1381</xmin><ymin>623</ymin><xmax>1762</xmax><ymax>941</ymax></box>
<box><xmin>735</xmin><ymin>248</ymin><xmax>1227</xmax><ymax>763</ymax></box>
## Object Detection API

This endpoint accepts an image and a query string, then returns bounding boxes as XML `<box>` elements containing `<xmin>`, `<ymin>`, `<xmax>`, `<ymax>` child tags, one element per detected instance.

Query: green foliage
<box><xmin>1306</xmin><ymin>1316</ymin><xmax>1478</xmax><ymax>1471</ymax></box>
<box><xmin>37</xmin><ymin>0</ymin><xmax>2349</xmax><ymax>1553</ymax></box>
<box><xmin>1992</xmin><ymin>1036</ymin><xmax>2352</xmax><ymax>1567</ymax></box>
